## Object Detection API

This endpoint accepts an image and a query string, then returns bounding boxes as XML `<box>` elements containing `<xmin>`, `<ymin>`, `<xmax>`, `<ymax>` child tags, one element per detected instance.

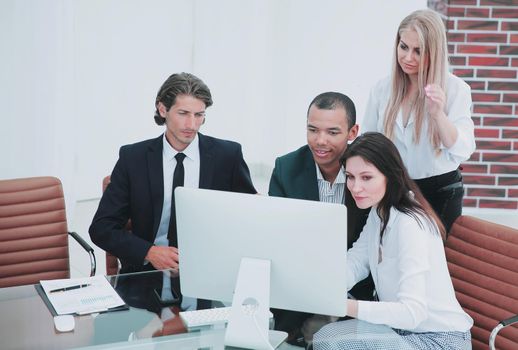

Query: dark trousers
<box><xmin>414</xmin><ymin>169</ymin><xmax>464</xmax><ymax>234</ymax></box>
<box><xmin>120</xmin><ymin>263</ymin><xmax>211</xmax><ymax>310</ymax></box>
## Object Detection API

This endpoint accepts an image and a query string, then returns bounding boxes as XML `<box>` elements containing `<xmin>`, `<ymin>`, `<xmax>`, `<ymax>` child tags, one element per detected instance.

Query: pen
<box><xmin>76</xmin><ymin>307</ymin><xmax>108</xmax><ymax>315</ymax></box>
<box><xmin>49</xmin><ymin>284</ymin><xmax>91</xmax><ymax>293</ymax></box>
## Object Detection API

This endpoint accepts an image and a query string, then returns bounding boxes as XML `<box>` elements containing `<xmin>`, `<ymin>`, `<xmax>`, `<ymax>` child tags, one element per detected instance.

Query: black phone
<box><xmin>153</xmin><ymin>288</ymin><xmax>180</xmax><ymax>306</ymax></box>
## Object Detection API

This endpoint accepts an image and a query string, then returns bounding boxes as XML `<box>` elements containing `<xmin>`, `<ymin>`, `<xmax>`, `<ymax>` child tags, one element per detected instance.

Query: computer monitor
<box><xmin>175</xmin><ymin>187</ymin><xmax>348</xmax><ymax>349</ymax></box>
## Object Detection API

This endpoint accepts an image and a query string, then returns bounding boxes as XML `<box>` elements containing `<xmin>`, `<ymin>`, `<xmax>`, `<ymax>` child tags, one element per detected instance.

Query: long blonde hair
<box><xmin>384</xmin><ymin>9</ymin><xmax>449</xmax><ymax>149</ymax></box>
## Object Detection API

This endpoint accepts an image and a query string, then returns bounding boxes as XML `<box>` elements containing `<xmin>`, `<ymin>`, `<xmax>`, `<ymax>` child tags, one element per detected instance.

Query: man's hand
<box><xmin>145</xmin><ymin>245</ymin><xmax>179</xmax><ymax>270</ymax></box>
<box><xmin>152</xmin><ymin>306</ymin><xmax>186</xmax><ymax>337</ymax></box>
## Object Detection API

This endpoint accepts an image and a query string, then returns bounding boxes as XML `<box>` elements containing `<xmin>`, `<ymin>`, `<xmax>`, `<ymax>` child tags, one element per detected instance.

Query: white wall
<box><xmin>1</xmin><ymin>0</ymin><xmax>425</xmax><ymax>208</ymax></box>
<box><xmin>72</xmin><ymin>0</ymin><xmax>195</xmax><ymax>200</ymax></box>
<box><xmin>0</xmin><ymin>0</ymin><xmax>76</xmax><ymax>207</ymax></box>
<box><xmin>194</xmin><ymin>1</ymin><xmax>424</xmax><ymax>190</ymax></box>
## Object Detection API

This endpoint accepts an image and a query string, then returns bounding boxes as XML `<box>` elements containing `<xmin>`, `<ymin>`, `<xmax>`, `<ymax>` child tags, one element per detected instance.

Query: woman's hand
<box><xmin>425</xmin><ymin>84</ymin><xmax>446</xmax><ymax>119</ymax></box>
<box><xmin>425</xmin><ymin>83</ymin><xmax>459</xmax><ymax>148</ymax></box>
<box><xmin>346</xmin><ymin>299</ymin><xmax>359</xmax><ymax>318</ymax></box>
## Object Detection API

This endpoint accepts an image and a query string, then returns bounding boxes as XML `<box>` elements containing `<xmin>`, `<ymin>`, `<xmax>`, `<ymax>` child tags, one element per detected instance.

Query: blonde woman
<box><xmin>363</xmin><ymin>9</ymin><xmax>475</xmax><ymax>232</ymax></box>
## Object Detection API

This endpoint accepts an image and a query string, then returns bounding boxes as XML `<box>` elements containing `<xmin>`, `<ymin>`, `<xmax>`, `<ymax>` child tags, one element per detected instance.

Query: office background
<box><xmin>2</xmin><ymin>0</ymin><xmax>517</xmax><ymax>276</ymax></box>
<box><xmin>1</xmin><ymin>0</ymin><xmax>422</xmax><ymax>202</ymax></box>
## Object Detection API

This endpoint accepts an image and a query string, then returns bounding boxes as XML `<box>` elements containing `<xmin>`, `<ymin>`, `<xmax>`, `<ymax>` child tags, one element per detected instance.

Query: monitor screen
<box><xmin>175</xmin><ymin>187</ymin><xmax>348</xmax><ymax>317</ymax></box>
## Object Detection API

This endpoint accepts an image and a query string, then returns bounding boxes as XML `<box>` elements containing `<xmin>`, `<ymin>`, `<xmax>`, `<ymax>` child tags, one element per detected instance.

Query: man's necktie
<box><xmin>168</xmin><ymin>152</ymin><xmax>186</xmax><ymax>247</ymax></box>
<box><xmin>168</xmin><ymin>152</ymin><xmax>186</xmax><ymax>306</ymax></box>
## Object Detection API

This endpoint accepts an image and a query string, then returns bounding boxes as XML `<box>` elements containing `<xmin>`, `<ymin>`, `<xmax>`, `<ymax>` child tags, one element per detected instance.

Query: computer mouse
<box><xmin>54</xmin><ymin>314</ymin><xmax>75</xmax><ymax>332</ymax></box>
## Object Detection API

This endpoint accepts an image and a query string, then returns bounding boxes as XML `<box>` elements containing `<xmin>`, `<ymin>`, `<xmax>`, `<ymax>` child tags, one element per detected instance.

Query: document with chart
<box><xmin>39</xmin><ymin>275</ymin><xmax>127</xmax><ymax>315</ymax></box>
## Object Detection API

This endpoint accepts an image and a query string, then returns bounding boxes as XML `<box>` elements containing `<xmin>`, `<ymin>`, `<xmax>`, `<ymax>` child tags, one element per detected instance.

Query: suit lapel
<box><xmin>301</xmin><ymin>147</ymin><xmax>320</xmax><ymax>201</ymax></box>
<box><xmin>198</xmin><ymin>133</ymin><xmax>215</xmax><ymax>189</ymax></box>
<box><xmin>147</xmin><ymin>136</ymin><xmax>164</xmax><ymax>239</ymax></box>
<box><xmin>306</xmin><ymin>169</ymin><xmax>320</xmax><ymax>201</ymax></box>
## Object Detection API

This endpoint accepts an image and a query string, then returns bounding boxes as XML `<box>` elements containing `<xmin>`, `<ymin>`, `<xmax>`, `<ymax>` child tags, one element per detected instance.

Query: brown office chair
<box><xmin>102</xmin><ymin>176</ymin><xmax>123</xmax><ymax>276</ymax></box>
<box><xmin>0</xmin><ymin>176</ymin><xmax>96</xmax><ymax>288</ymax></box>
<box><xmin>446</xmin><ymin>215</ymin><xmax>518</xmax><ymax>350</ymax></box>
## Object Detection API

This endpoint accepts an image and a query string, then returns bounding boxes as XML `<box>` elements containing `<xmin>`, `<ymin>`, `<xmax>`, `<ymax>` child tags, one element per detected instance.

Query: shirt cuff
<box><xmin>356</xmin><ymin>300</ymin><xmax>372</xmax><ymax>322</ymax></box>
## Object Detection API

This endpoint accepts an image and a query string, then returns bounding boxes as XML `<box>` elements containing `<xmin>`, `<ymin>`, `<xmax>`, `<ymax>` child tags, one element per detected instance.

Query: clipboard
<box><xmin>37</xmin><ymin>276</ymin><xmax>129</xmax><ymax>316</ymax></box>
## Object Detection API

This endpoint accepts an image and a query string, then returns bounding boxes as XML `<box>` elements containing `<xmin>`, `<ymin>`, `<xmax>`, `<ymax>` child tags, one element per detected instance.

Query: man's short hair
<box><xmin>154</xmin><ymin>72</ymin><xmax>213</xmax><ymax>125</ymax></box>
<box><xmin>307</xmin><ymin>92</ymin><xmax>356</xmax><ymax>129</ymax></box>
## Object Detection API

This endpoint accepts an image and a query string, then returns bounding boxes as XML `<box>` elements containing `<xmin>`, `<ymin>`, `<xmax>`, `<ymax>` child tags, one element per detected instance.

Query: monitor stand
<box><xmin>224</xmin><ymin>257</ymin><xmax>287</xmax><ymax>350</ymax></box>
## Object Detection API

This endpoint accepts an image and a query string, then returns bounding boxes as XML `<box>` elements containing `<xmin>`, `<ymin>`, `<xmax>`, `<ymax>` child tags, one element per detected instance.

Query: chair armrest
<box><xmin>68</xmin><ymin>231</ymin><xmax>97</xmax><ymax>277</ymax></box>
<box><xmin>489</xmin><ymin>314</ymin><xmax>518</xmax><ymax>350</ymax></box>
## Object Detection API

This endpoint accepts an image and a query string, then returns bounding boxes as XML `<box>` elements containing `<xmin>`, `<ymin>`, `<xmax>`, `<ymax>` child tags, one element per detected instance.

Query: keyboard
<box><xmin>179</xmin><ymin>306</ymin><xmax>273</xmax><ymax>328</ymax></box>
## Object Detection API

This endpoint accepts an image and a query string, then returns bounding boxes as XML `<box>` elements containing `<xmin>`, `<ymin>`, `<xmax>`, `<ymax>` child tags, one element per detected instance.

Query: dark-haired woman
<box><xmin>313</xmin><ymin>132</ymin><xmax>472</xmax><ymax>350</ymax></box>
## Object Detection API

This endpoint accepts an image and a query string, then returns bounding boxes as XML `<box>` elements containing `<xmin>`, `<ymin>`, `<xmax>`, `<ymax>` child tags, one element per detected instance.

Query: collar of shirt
<box><xmin>162</xmin><ymin>132</ymin><xmax>200</xmax><ymax>164</ymax></box>
<box><xmin>315</xmin><ymin>163</ymin><xmax>346</xmax><ymax>184</ymax></box>
<box><xmin>373</xmin><ymin>205</ymin><xmax>432</xmax><ymax>243</ymax></box>
<box><xmin>384</xmin><ymin>207</ymin><xmax>398</xmax><ymax>231</ymax></box>
<box><xmin>315</xmin><ymin>163</ymin><xmax>346</xmax><ymax>203</ymax></box>
<box><xmin>369</xmin><ymin>206</ymin><xmax>397</xmax><ymax>248</ymax></box>
<box><xmin>372</xmin><ymin>206</ymin><xmax>401</xmax><ymax>227</ymax></box>
<box><xmin>396</xmin><ymin>109</ymin><xmax>415</xmax><ymax>131</ymax></box>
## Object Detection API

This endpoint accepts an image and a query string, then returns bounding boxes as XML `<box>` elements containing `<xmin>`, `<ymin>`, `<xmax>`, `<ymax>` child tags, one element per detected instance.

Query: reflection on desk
<box><xmin>0</xmin><ymin>270</ymin><xmax>224</xmax><ymax>350</ymax></box>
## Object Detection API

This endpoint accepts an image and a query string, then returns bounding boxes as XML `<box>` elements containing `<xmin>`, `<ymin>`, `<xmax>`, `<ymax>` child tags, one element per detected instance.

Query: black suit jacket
<box><xmin>89</xmin><ymin>133</ymin><xmax>256</xmax><ymax>273</ymax></box>
<box><xmin>269</xmin><ymin>145</ymin><xmax>373</xmax><ymax>300</ymax></box>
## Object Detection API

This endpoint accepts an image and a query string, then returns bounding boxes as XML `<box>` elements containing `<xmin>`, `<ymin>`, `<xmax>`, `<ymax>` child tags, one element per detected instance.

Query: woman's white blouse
<box><xmin>363</xmin><ymin>73</ymin><xmax>476</xmax><ymax>179</ymax></box>
<box><xmin>347</xmin><ymin>207</ymin><xmax>473</xmax><ymax>332</ymax></box>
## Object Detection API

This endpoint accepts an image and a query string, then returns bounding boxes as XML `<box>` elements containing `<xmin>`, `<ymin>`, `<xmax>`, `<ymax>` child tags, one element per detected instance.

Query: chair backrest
<box><xmin>0</xmin><ymin>176</ymin><xmax>71</xmax><ymax>287</ymax></box>
<box><xmin>446</xmin><ymin>215</ymin><xmax>518</xmax><ymax>350</ymax></box>
<box><xmin>102</xmin><ymin>176</ymin><xmax>122</xmax><ymax>276</ymax></box>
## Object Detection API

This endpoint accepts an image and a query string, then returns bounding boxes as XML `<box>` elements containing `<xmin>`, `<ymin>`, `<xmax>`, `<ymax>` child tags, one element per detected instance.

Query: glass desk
<box><xmin>0</xmin><ymin>270</ymin><xmax>229</xmax><ymax>350</ymax></box>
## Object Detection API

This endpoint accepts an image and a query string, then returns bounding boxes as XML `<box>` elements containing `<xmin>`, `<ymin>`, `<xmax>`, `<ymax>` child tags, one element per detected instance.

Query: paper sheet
<box><xmin>40</xmin><ymin>275</ymin><xmax>125</xmax><ymax>315</ymax></box>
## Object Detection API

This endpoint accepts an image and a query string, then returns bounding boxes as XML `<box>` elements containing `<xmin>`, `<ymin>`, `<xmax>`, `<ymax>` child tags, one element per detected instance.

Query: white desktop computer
<box><xmin>176</xmin><ymin>187</ymin><xmax>348</xmax><ymax>349</ymax></box>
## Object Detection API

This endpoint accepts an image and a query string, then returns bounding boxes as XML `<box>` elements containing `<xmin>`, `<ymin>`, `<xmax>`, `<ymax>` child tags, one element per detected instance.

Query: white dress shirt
<box><xmin>347</xmin><ymin>207</ymin><xmax>473</xmax><ymax>332</ymax></box>
<box><xmin>363</xmin><ymin>73</ymin><xmax>476</xmax><ymax>180</ymax></box>
<box><xmin>155</xmin><ymin>133</ymin><xmax>200</xmax><ymax>311</ymax></box>
<box><xmin>316</xmin><ymin>164</ymin><xmax>346</xmax><ymax>204</ymax></box>
<box><xmin>154</xmin><ymin>133</ymin><xmax>200</xmax><ymax>247</ymax></box>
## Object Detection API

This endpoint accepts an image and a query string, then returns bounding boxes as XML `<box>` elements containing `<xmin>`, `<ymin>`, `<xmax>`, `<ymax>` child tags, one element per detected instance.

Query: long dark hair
<box><xmin>342</xmin><ymin>132</ymin><xmax>446</xmax><ymax>239</ymax></box>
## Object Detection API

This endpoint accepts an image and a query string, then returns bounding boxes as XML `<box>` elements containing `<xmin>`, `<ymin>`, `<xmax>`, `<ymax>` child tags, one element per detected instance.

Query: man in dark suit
<box><xmin>89</xmin><ymin>72</ymin><xmax>256</xmax><ymax>310</ymax></box>
<box><xmin>269</xmin><ymin>92</ymin><xmax>373</xmax><ymax>347</ymax></box>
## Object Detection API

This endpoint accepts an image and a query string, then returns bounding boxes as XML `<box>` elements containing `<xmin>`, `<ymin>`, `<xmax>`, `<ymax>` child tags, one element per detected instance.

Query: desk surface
<box><xmin>0</xmin><ymin>270</ymin><xmax>228</xmax><ymax>350</ymax></box>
